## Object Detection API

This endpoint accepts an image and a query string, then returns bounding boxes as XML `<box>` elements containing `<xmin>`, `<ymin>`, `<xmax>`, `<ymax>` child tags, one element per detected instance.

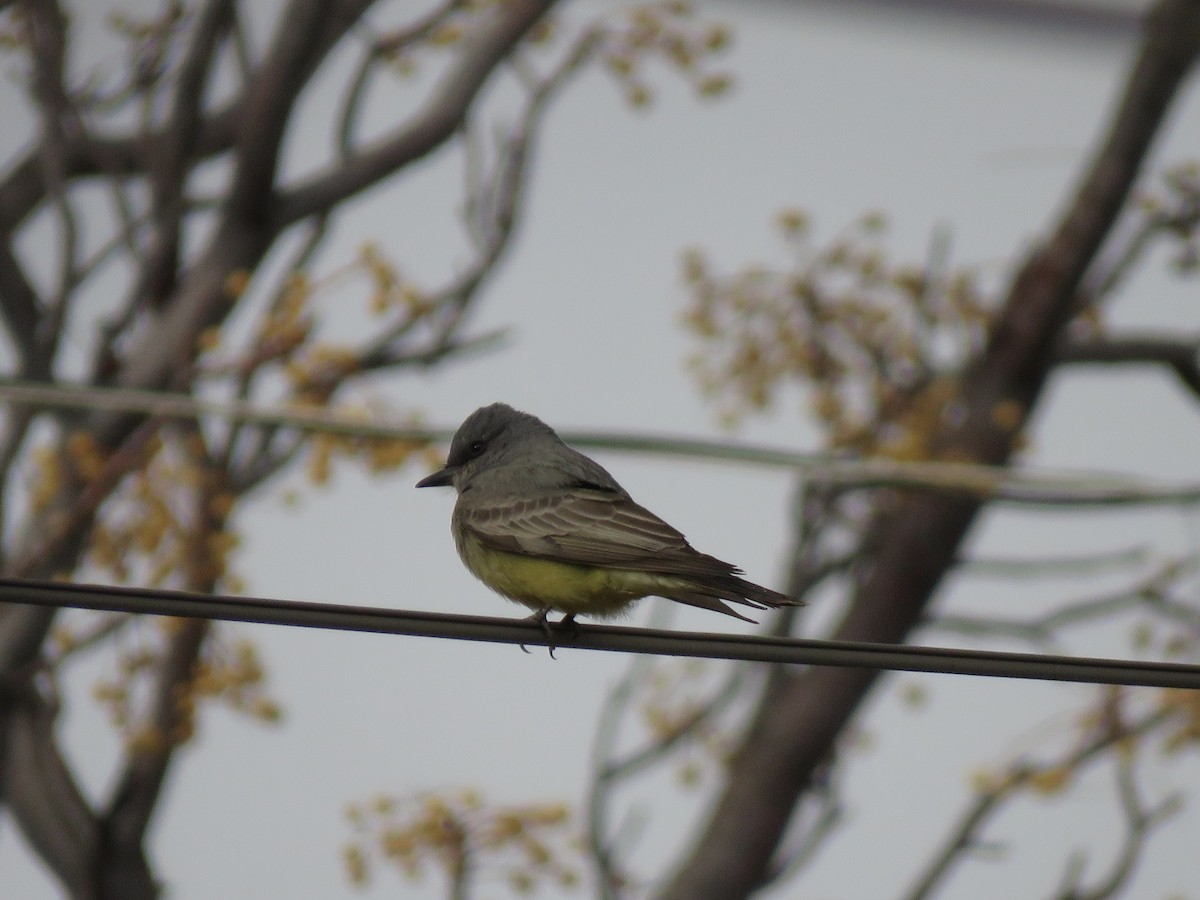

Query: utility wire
<box><xmin>2</xmin><ymin>577</ymin><xmax>1198</xmax><ymax>689</ymax></box>
<box><xmin>2</xmin><ymin>378</ymin><xmax>1200</xmax><ymax>506</ymax></box>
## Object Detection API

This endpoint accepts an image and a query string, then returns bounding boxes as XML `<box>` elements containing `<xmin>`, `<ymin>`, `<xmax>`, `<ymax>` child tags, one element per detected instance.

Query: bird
<box><xmin>416</xmin><ymin>403</ymin><xmax>799</xmax><ymax>645</ymax></box>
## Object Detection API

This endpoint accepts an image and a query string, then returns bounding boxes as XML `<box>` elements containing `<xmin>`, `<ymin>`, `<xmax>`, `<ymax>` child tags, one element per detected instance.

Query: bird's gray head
<box><xmin>415</xmin><ymin>403</ymin><xmax>557</xmax><ymax>492</ymax></box>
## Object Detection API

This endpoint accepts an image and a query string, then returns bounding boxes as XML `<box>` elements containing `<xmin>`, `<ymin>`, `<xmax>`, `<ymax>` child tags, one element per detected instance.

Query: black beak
<box><xmin>416</xmin><ymin>466</ymin><xmax>456</xmax><ymax>488</ymax></box>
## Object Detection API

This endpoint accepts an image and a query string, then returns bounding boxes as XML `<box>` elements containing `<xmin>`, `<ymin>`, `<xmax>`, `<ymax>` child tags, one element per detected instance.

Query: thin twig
<box><xmin>44</xmin><ymin>611</ymin><xmax>135</xmax><ymax>666</ymax></box>
<box><xmin>1050</xmin><ymin>753</ymin><xmax>1183</xmax><ymax>900</ymax></box>
<box><xmin>922</xmin><ymin>557</ymin><xmax>1200</xmax><ymax>648</ymax></box>
<box><xmin>953</xmin><ymin>545</ymin><xmax>1151</xmax><ymax>579</ymax></box>
<box><xmin>901</xmin><ymin>702</ymin><xmax>1177</xmax><ymax>900</ymax></box>
<box><xmin>337</xmin><ymin>0</ymin><xmax>468</xmax><ymax>157</ymax></box>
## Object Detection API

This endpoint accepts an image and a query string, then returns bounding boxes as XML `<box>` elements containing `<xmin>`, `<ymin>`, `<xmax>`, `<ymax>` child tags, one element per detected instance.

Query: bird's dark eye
<box><xmin>468</xmin><ymin>441</ymin><xmax>486</xmax><ymax>457</ymax></box>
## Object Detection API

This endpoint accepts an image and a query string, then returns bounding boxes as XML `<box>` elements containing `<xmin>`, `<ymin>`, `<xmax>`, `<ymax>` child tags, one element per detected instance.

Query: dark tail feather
<box><xmin>663</xmin><ymin>590</ymin><xmax>758</xmax><ymax>623</ymax></box>
<box><xmin>662</xmin><ymin>576</ymin><xmax>801</xmax><ymax>624</ymax></box>
<box><xmin>724</xmin><ymin>576</ymin><xmax>799</xmax><ymax>610</ymax></box>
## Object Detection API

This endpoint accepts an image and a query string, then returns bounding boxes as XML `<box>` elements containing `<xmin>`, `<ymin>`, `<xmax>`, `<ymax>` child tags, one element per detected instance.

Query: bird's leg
<box><xmin>556</xmin><ymin>613</ymin><xmax>581</xmax><ymax>643</ymax></box>
<box><xmin>520</xmin><ymin>608</ymin><xmax>557</xmax><ymax>657</ymax></box>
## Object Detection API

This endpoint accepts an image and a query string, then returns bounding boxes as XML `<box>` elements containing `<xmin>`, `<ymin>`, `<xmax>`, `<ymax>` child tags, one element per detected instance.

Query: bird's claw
<box><xmin>520</xmin><ymin>610</ymin><xmax>579</xmax><ymax>658</ymax></box>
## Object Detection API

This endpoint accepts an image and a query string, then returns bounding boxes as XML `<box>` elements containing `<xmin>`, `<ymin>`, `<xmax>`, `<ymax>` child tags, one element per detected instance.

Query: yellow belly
<box><xmin>455</xmin><ymin>530</ymin><xmax>669</xmax><ymax>618</ymax></box>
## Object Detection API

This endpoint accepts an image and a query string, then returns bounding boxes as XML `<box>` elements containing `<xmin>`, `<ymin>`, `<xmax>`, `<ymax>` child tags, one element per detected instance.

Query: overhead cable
<box><xmin>2</xmin><ymin>577</ymin><xmax>1198</xmax><ymax>689</ymax></box>
<box><xmin>2</xmin><ymin>379</ymin><xmax>1199</xmax><ymax>505</ymax></box>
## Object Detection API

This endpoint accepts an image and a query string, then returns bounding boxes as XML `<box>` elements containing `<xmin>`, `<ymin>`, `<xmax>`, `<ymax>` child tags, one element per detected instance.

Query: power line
<box><xmin>2</xmin><ymin>577</ymin><xmax>1198</xmax><ymax>689</ymax></box>
<box><xmin>3</xmin><ymin>378</ymin><xmax>1200</xmax><ymax>506</ymax></box>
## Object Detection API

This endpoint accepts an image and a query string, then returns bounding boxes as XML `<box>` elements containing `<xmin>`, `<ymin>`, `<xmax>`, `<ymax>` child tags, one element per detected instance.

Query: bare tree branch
<box><xmin>45</xmin><ymin>613</ymin><xmax>135</xmax><ymax>666</ymax></box>
<box><xmin>901</xmin><ymin>700</ymin><xmax>1178</xmax><ymax>900</ymax></box>
<box><xmin>1082</xmin><ymin>162</ymin><xmax>1200</xmax><ymax>304</ymax></box>
<box><xmin>1056</xmin><ymin>331</ymin><xmax>1200</xmax><ymax>399</ymax></box>
<box><xmin>0</xmin><ymin>240</ymin><xmax>42</xmax><ymax>374</ymax></box>
<box><xmin>0</xmin><ymin>104</ymin><xmax>243</xmax><ymax>235</ymax></box>
<box><xmin>360</xmin><ymin>23</ymin><xmax>596</xmax><ymax>369</ymax></box>
<box><xmin>952</xmin><ymin>545</ymin><xmax>1151</xmax><ymax>579</ymax></box>
<box><xmin>103</xmin><ymin>619</ymin><xmax>209</xmax><ymax>869</ymax></box>
<box><xmin>588</xmin><ymin>654</ymin><xmax>754</xmax><ymax>895</ymax></box>
<box><xmin>227</xmin><ymin>0</ymin><xmax>371</xmax><ymax>224</ymax></box>
<box><xmin>1051</xmin><ymin>754</ymin><xmax>1182</xmax><ymax>900</ymax></box>
<box><xmin>1</xmin><ymin>691</ymin><xmax>99</xmax><ymax>900</ymax></box>
<box><xmin>137</xmin><ymin>0</ymin><xmax>235</xmax><ymax>310</ymax></box>
<box><xmin>336</xmin><ymin>0</ymin><xmax>468</xmax><ymax>157</ymax></box>
<box><xmin>761</xmin><ymin>769</ymin><xmax>844</xmax><ymax>888</ymax></box>
<box><xmin>273</xmin><ymin>0</ymin><xmax>560</xmax><ymax>226</ymax></box>
<box><xmin>923</xmin><ymin>557</ymin><xmax>1200</xmax><ymax>648</ymax></box>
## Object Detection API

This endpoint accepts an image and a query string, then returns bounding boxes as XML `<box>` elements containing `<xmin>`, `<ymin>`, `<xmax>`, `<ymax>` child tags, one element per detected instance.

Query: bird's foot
<box><xmin>557</xmin><ymin>613</ymin><xmax>581</xmax><ymax>642</ymax></box>
<box><xmin>519</xmin><ymin>608</ymin><xmax>553</xmax><ymax>656</ymax></box>
<box><xmin>520</xmin><ymin>610</ymin><xmax>580</xmax><ymax>658</ymax></box>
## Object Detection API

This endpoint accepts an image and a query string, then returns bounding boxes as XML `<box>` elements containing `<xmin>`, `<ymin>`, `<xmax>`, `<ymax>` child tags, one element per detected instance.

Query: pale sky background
<box><xmin>2</xmin><ymin>1</ymin><xmax>1200</xmax><ymax>898</ymax></box>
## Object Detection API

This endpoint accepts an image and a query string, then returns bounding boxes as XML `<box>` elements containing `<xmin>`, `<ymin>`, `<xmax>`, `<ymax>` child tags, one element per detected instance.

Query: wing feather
<box><xmin>459</xmin><ymin>489</ymin><xmax>725</xmax><ymax>574</ymax></box>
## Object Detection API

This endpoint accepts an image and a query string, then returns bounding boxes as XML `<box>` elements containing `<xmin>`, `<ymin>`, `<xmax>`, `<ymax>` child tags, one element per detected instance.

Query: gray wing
<box><xmin>459</xmin><ymin>488</ymin><xmax>704</xmax><ymax>572</ymax></box>
<box><xmin>458</xmin><ymin>487</ymin><xmax>799</xmax><ymax>615</ymax></box>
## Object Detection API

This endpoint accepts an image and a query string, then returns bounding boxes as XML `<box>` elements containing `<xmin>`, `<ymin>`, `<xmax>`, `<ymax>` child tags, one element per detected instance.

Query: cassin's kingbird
<box><xmin>417</xmin><ymin>404</ymin><xmax>799</xmax><ymax>633</ymax></box>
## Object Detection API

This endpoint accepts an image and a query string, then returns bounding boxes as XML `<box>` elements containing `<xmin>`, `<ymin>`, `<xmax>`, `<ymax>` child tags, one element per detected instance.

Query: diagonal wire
<box><xmin>2</xmin><ymin>577</ymin><xmax>1199</xmax><ymax>689</ymax></box>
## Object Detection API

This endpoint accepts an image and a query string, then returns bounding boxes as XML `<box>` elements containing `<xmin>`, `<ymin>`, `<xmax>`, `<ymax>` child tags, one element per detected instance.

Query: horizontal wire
<box><xmin>2</xmin><ymin>577</ymin><xmax>1198</xmax><ymax>689</ymax></box>
<box><xmin>2</xmin><ymin>378</ymin><xmax>1199</xmax><ymax>505</ymax></box>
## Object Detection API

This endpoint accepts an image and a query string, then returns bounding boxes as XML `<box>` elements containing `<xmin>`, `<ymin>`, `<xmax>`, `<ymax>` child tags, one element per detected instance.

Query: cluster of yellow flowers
<box><xmin>343</xmin><ymin>789</ymin><xmax>577</xmax><ymax>894</ymax></box>
<box><xmin>91</xmin><ymin>624</ymin><xmax>281</xmax><ymax>751</ymax></box>
<box><xmin>599</xmin><ymin>3</ymin><xmax>733</xmax><ymax>110</ymax></box>
<box><xmin>968</xmin><ymin>682</ymin><xmax>1200</xmax><ymax>812</ymax></box>
<box><xmin>76</xmin><ymin>433</ymin><xmax>239</xmax><ymax>590</ymax></box>
<box><xmin>683</xmin><ymin>210</ymin><xmax>999</xmax><ymax>457</ymax></box>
